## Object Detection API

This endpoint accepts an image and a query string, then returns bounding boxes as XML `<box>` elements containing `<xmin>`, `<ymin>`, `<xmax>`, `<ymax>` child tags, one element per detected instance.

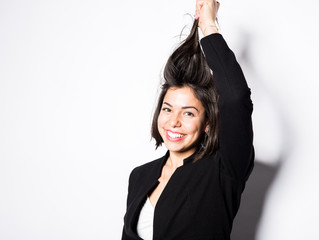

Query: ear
<box><xmin>204</xmin><ymin>122</ymin><xmax>209</xmax><ymax>133</ymax></box>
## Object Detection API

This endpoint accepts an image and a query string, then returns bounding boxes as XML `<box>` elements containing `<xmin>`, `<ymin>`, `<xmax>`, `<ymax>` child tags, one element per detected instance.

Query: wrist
<box><xmin>202</xmin><ymin>24</ymin><xmax>219</xmax><ymax>36</ymax></box>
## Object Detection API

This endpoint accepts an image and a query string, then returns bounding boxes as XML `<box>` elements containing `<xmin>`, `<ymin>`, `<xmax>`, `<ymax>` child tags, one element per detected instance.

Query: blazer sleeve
<box><xmin>200</xmin><ymin>33</ymin><xmax>254</xmax><ymax>181</ymax></box>
<box><xmin>121</xmin><ymin>168</ymin><xmax>137</xmax><ymax>240</ymax></box>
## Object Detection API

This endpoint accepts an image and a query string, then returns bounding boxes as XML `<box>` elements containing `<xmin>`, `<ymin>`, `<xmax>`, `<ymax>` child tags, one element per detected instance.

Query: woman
<box><xmin>122</xmin><ymin>0</ymin><xmax>254</xmax><ymax>239</ymax></box>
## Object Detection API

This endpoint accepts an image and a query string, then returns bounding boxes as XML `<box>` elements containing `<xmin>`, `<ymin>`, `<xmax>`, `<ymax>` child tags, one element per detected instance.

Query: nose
<box><xmin>169</xmin><ymin>113</ymin><xmax>181</xmax><ymax>128</ymax></box>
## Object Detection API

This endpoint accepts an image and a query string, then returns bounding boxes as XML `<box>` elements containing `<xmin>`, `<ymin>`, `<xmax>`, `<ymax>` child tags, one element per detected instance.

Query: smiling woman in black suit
<box><xmin>122</xmin><ymin>0</ymin><xmax>254</xmax><ymax>239</ymax></box>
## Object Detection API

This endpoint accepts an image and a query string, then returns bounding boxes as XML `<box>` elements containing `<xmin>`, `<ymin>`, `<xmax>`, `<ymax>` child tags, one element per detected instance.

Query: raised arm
<box><xmin>197</xmin><ymin>0</ymin><xmax>254</xmax><ymax>181</ymax></box>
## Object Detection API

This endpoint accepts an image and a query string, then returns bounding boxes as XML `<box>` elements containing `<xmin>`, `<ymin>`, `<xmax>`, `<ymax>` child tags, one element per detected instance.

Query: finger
<box><xmin>195</xmin><ymin>0</ymin><xmax>204</xmax><ymax>20</ymax></box>
<box><xmin>196</xmin><ymin>0</ymin><xmax>204</xmax><ymax>12</ymax></box>
<box><xmin>195</xmin><ymin>11</ymin><xmax>199</xmax><ymax>20</ymax></box>
<box><xmin>195</xmin><ymin>6</ymin><xmax>201</xmax><ymax>19</ymax></box>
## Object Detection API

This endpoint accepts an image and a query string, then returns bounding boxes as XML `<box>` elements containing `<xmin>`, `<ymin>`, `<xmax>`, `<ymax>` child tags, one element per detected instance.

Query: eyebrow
<box><xmin>163</xmin><ymin>102</ymin><xmax>199</xmax><ymax>113</ymax></box>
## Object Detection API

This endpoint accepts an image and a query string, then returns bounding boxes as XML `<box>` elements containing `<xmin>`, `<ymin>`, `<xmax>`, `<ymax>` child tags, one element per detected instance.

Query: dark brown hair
<box><xmin>151</xmin><ymin>19</ymin><xmax>219</xmax><ymax>161</ymax></box>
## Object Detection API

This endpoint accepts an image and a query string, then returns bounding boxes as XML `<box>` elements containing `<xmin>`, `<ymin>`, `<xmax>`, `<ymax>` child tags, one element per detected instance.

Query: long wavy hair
<box><xmin>151</xmin><ymin>19</ymin><xmax>219</xmax><ymax>162</ymax></box>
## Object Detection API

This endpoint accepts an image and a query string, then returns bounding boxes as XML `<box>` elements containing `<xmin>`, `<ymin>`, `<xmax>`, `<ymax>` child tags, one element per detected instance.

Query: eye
<box><xmin>184</xmin><ymin>112</ymin><xmax>195</xmax><ymax>117</ymax></box>
<box><xmin>162</xmin><ymin>107</ymin><xmax>171</xmax><ymax>112</ymax></box>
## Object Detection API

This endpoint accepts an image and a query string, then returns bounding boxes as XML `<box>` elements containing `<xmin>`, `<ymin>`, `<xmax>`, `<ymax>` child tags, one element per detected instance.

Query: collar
<box><xmin>160</xmin><ymin>150</ymin><xmax>198</xmax><ymax>168</ymax></box>
<box><xmin>183</xmin><ymin>151</ymin><xmax>197</xmax><ymax>164</ymax></box>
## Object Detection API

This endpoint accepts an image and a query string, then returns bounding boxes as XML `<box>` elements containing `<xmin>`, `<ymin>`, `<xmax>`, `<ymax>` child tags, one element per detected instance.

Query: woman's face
<box><xmin>157</xmin><ymin>86</ymin><xmax>208</xmax><ymax>157</ymax></box>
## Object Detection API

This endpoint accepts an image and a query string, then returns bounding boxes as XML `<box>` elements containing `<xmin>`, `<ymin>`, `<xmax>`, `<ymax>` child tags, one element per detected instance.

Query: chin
<box><xmin>164</xmin><ymin>142</ymin><xmax>196</xmax><ymax>155</ymax></box>
<box><xmin>164</xmin><ymin>143</ymin><xmax>183</xmax><ymax>152</ymax></box>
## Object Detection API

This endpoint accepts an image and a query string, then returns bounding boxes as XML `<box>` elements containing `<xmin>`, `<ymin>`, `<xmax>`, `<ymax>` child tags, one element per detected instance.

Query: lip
<box><xmin>165</xmin><ymin>130</ymin><xmax>187</xmax><ymax>142</ymax></box>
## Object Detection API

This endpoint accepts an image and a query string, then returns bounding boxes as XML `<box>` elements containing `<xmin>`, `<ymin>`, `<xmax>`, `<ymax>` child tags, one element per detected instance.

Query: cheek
<box><xmin>157</xmin><ymin>113</ymin><xmax>166</xmax><ymax>131</ymax></box>
<box><xmin>184</xmin><ymin>120</ymin><xmax>204</xmax><ymax>135</ymax></box>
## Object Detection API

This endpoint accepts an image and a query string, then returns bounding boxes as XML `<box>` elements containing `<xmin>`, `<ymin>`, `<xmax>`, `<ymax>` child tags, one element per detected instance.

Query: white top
<box><xmin>136</xmin><ymin>197</ymin><xmax>154</xmax><ymax>240</ymax></box>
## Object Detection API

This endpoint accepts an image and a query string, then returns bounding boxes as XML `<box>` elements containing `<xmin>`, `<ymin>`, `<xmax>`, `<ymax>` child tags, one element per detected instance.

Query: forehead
<box><xmin>163</xmin><ymin>87</ymin><xmax>203</xmax><ymax>109</ymax></box>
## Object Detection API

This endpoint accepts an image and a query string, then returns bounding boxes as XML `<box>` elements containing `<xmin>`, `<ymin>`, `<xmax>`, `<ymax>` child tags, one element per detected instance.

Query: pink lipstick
<box><xmin>166</xmin><ymin>130</ymin><xmax>187</xmax><ymax>142</ymax></box>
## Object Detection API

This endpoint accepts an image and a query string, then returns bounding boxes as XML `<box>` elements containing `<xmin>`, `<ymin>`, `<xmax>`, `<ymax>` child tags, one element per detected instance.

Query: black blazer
<box><xmin>122</xmin><ymin>34</ymin><xmax>254</xmax><ymax>240</ymax></box>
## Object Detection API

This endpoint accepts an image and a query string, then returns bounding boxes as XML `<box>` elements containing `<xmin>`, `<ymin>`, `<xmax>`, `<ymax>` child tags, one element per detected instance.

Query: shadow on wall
<box><xmin>231</xmin><ymin>160</ymin><xmax>281</xmax><ymax>240</ymax></box>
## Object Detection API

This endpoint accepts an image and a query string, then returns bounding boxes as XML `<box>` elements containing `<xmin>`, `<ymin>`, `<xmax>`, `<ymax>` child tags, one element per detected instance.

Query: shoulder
<box><xmin>129</xmin><ymin>154</ymin><xmax>166</xmax><ymax>184</ymax></box>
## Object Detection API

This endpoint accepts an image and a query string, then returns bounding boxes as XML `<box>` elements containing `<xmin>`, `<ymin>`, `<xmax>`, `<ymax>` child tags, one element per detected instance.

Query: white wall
<box><xmin>1</xmin><ymin>0</ymin><xmax>318</xmax><ymax>239</ymax></box>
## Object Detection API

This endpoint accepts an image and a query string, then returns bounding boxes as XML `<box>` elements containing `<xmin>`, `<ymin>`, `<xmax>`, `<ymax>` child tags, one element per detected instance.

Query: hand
<box><xmin>195</xmin><ymin>0</ymin><xmax>220</xmax><ymax>36</ymax></box>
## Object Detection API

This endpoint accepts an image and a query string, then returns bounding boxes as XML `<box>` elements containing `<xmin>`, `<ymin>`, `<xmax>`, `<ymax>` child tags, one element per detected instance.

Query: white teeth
<box><xmin>167</xmin><ymin>131</ymin><xmax>185</xmax><ymax>138</ymax></box>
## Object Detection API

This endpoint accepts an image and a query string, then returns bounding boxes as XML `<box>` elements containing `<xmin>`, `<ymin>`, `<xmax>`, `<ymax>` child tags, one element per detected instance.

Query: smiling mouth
<box><xmin>166</xmin><ymin>130</ymin><xmax>186</xmax><ymax>142</ymax></box>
